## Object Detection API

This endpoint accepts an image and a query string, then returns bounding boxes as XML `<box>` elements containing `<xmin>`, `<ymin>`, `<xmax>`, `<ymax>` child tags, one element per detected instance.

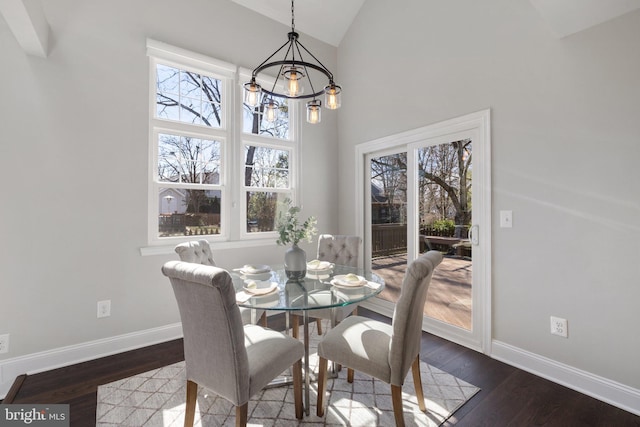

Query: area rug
<box><xmin>96</xmin><ymin>322</ymin><xmax>479</xmax><ymax>426</ymax></box>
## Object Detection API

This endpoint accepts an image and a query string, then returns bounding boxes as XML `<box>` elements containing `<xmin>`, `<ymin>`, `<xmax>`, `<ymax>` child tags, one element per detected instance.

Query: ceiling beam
<box><xmin>0</xmin><ymin>0</ymin><xmax>50</xmax><ymax>57</ymax></box>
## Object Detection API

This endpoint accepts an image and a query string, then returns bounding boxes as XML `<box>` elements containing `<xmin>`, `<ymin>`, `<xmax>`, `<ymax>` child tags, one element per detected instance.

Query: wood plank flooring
<box><xmin>4</xmin><ymin>309</ymin><xmax>639</xmax><ymax>426</ymax></box>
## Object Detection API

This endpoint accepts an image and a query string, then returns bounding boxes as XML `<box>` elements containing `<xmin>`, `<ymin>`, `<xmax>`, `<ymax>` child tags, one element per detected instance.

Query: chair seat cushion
<box><xmin>317</xmin><ymin>315</ymin><xmax>392</xmax><ymax>383</ymax></box>
<box><xmin>244</xmin><ymin>324</ymin><xmax>304</xmax><ymax>396</ymax></box>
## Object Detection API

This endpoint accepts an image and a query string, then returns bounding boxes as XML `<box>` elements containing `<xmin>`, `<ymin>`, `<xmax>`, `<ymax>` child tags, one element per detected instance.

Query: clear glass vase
<box><xmin>284</xmin><ymin>244</ymin><xmax>307</xmax><ymax>280</ymax></box>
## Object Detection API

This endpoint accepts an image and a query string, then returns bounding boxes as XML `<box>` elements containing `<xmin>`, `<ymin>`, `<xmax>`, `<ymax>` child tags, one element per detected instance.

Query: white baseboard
<box><xmin>492</xmin><ymin>340</ymin><xmax>640</xmax><ymax>416</ymax></box>
<box><xmin>0</xmin><ymin>323</ymin><xmax>183</xmax><ymax>400</ymax></box>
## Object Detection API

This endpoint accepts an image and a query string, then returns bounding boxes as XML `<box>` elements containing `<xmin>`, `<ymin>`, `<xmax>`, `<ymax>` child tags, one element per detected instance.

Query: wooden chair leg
<box><xmin>411</xmin><ymin>355</ymin><xmax>426</xmax><ymax>412</ymax></box>
<box><xmin>292</xmin><ymin>315</ymin><xmax>299</xmax><ymax>339</ymax></box>
<box><xmin>316</xmin><ymin>318</ymin><xmax>323</xmax><ymax>335</ymax></box>
<box><xmin>316</xmin><ymin>357</ymin><xmax>328</xmax><ymax>417</ymax></box>
<box><xmin>292</xmin><ymin>359</ymin><xmax>303</xmax><ymax>419</ymax></box>
<box><xmin>260</xmin><ymin>311</ymin><xmax>267</xmax><ymax>327</ymax></box>
<box><xmin>235</xmin><ymin>403</ymin><xmax>248</xmax><ymax>427</ymax></box>
<box><xmin>184</xmin><ymin>380</ymin><xmax>197</xmax><ymax>427</ymax></box>
<box><xmin>347</xmin><ymin>368</ymin><xmax>354</xmax><ymax>383</ymax></box>
<box><xmin>391</xmin><ymin>384</ymin><xmax>405</xmax><ymax>427</ymax></box>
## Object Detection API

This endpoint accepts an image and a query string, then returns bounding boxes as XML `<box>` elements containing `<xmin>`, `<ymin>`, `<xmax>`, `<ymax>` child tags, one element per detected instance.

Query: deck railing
<box><xmin>371</xmin><ymin>224</ymin><xmax>407</xmax><ymax>256</ymax></box>
<box><xmin>372</xmin><ymin>223</ymin><xmax>472</xmax><ymax>258</ymax></box>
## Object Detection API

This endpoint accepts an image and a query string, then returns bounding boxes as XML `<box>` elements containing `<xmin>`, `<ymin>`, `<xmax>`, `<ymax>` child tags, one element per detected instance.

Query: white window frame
<box><xmin>237</xmin><ymin>68</ymin><xmax>300</xmax><ymax>241</ymax></box>
<box><xmin>147</xmin><ymin>39</ymin><xmax>234</xmax><ymax>246</ymax></box>
<box><xmin>144</xmin><ymin>41</ymin><xmax>300</xmax><ymax>249</ymax></box>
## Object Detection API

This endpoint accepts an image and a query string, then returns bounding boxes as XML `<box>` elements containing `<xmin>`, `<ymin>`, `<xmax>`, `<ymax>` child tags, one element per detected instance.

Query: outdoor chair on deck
<box><xmin>316</xmin><ymin>250</ymin><xmax>443</xmax><ymax>427</ymax></box>
<box><xmin>175</xmin><ymin>239</ymin><xmax>266</xmax><ymax>326</ymax></box>
<box><xmin>162</xmin><ymin>261</ymin><xmax>304</xmax><ymax>427</ymax></box>
<box><xmin>292</xmin><ymin>234</ymin><xmax>361</xmax><ymax>338</ymax></box>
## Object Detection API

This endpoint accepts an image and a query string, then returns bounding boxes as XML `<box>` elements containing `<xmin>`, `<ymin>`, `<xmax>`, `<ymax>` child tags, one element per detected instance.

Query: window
<box><xmin>240</xmin><ymin>84</ymin><xmax>296</xmax><ymax>237</ymax></box>
<box><xmin>147</xmin><ymin>40</ymin><xmax>298</xmax><ymax>246</ymax></box>
<box><xmin>243</xmin><ymin>144</ymin><xmax>291</xmax><ymax>234</ymax></box>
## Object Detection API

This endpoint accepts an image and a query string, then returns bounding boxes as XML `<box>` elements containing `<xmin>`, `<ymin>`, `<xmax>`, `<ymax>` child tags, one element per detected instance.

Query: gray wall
<box><xmin>337</xmin><ymin>0</ymin><xmax>640</xmax><ymax>390</ymax></box>
<box><xmin>0</xmin><ymin>0</ymin><xmax>337</xmax><ymax>367</ymax></box>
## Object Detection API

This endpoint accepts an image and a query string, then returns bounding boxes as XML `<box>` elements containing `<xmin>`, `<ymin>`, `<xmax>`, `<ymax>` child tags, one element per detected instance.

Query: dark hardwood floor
<box><xmin>4</xmin><ymin>309</ymin><xmax>639</xmax><ymax>426</ymax></box>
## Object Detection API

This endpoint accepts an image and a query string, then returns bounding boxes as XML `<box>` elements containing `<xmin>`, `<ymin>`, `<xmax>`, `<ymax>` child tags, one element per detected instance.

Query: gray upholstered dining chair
<box><xmin>162</xmin><ymin>261</ymin><xmax>304</xmax><ymax>427</ymax></box>
<box><xmin>292</xmin><ymin>234</ymin><xmax>362</xmax><ymax>338</ymax></box>
<box><xmin>174</xmin><ymin>239</ymin><xmax>267</xmax><ymax>326</ymax></box>
<box><xmin>316</xmin><ymin>250</ymin><xmax>443</xmax><ymax>427</ymax></box>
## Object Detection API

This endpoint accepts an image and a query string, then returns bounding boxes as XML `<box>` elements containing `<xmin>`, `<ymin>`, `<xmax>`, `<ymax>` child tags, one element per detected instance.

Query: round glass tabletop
<box><xmin>232</xmin><ymin>264</ymin><xmax>384</xmax><ymax>311</ymax></box>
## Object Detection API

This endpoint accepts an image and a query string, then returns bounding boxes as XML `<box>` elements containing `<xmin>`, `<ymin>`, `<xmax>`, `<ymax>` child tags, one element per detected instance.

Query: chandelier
<box><xmin>243</xmin><ymin>0</ymin><xmax>341</xmax><ymax>124</ymax></box>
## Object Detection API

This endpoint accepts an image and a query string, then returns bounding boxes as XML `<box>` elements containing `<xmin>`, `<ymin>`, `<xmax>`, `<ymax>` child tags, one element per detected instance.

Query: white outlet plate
<box><xmin>550</xmin><ymin>316</ymin><xmax>568</xmax><ymax>337</ymax></box>
<box><xmin>500</xmin><ymin>210</ymin><xmax>513</xmax><ymax>228</ymax></box>
<box><xmin>0</xmin><ymin>334</ymin><xmax>9</xmax><ymax>354</ymax></box>
<box><xmin>97</xmin><ymin>300</ymin><xmax>111</xmax><ymax>318</ymax></box>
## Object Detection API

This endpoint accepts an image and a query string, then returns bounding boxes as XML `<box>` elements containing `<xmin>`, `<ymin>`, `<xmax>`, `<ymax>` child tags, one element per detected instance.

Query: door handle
<box><xmin>469</xmin><ymin>225</ymin><xmax>479</xmax><ymax>245</ymax></box>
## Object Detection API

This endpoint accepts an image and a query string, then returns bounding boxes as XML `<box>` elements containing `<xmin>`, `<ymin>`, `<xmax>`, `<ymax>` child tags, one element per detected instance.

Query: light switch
<box><xmin>500</xmin><ymin>210</ymin><xmax>513</xmax><ymax>228</ymax></box>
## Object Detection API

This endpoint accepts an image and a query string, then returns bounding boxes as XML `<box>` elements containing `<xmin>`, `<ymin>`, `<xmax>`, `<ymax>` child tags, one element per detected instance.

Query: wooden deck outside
<box><xmin>371</xmin><ymin>253</ymin><xmax>472</xmax><ymax>330</ymax></box>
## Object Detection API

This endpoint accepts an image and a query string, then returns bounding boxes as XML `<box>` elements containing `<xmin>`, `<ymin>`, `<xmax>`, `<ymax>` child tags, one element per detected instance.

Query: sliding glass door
<box><xmin>358</xmin><ymin>111</ymin><xmax>490</xmax><ymax>352</ymax></box>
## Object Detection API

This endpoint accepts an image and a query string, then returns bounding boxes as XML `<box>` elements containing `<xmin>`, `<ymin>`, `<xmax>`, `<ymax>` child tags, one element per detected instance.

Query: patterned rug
<box><xmin>96</xmin><ymin>322</ymin><xmax>479</xmax><ymax>426</ymax></box>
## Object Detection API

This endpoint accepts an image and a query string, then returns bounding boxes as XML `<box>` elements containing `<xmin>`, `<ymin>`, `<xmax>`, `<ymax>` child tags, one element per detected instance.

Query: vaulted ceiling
<box><xmin>2</xmin><ymin>0</ymin><xmax>640</xmax><ymax>57</ymax></box>
<box><xmin>231</xmin><ymin>0</ymin><xmax>640</xmax><ymax>45</ymax></box>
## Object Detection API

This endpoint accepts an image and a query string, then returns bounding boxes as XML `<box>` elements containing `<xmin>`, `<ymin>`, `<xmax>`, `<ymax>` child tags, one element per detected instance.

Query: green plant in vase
<box><xmin>276</xmin><ymin>198</ymin><xmax>317</xmax><ymax>279</ymax></box>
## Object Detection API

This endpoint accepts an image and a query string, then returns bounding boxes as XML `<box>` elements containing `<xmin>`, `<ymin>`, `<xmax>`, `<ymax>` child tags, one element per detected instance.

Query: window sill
<box><xmin>139</xmin><ymin>238</ymin><xmax>276</xmax><ymax>256</ymax></box>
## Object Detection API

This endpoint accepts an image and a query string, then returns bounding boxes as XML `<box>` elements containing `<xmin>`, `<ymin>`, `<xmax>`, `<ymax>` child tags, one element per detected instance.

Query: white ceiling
<box><xmin>232</xmin><ymin>0</ymin><xmax>640</xmax><ymax>46</ymax></box>
<box><xmin>529</xmin><ymin>0</ymin><xmax>640</xmax><ymax>37</ymax></box>
<box><xmin>230</xmin><ymin>0</ymin><xmax>366</xmax><ymax>47</ymax></box>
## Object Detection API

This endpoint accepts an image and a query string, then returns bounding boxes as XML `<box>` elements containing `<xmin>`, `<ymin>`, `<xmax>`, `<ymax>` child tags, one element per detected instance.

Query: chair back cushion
<box><xmin>317</xmin><ymin>234</ymin><xmax>361</xmax><ymax>267</ymax></box>
<box><xmin>389</xmin><ymin>250</ymin><xmax>443</xmax><ymax>386</ymax></box>
<box><xmin>161</xmin><ymin>261</ymin><xmax>249</xmax><ymax>405</ymax></box>
<box><xmin>174</xmin><ymin>239</ymin><xmax>216</xmax><ymax>266</ymax></box>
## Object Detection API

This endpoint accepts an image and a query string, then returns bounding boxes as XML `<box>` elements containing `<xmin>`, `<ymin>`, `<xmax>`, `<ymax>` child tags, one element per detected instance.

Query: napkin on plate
<box><xmin>333</xmin><ymin>273</ymin><xmax>368</xmax><ymax>287</ymax></box>
<box><xmin>241</xmin><ymin>264</ymin><xmax>270</xmax><ymax>274</ymax></box>
<box><xmin>243</xmin><ymin>280</ymin><xmax>277</xmax><ymax>295</ymax></box>
<box><xmin>307</xmin><ymin>259</ymin><xmax>333</xmax><ymax>270</ymax></box>
<box><xmin>235</xmin><ymin>291</ymin><xmax>252</xmax><ymax>303</ymax></box>
<box><xmin>233</xmin><ymin>264</ymin><xmax>271</xmax><ymax>274</ymax></box>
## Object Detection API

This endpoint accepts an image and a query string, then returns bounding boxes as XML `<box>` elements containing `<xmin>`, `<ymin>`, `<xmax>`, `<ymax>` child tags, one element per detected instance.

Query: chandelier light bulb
<box><xmin>265</xmin><ymin>99</ymin><xmax>279</xmax><ymax>122</ymax></box>
<box><xmin>288</xmin><ymin>73</ymin><xmax>299</xmax><ymax>96</ymax></box>
<box><xmin>324</xmin><ymin>83</ymin><xmax>342</xmax><ymax>110</ymax></box>
<box><xmin>306</xmin><ymin>99</ymin><xmax>321</xmax><ymax>124</ymax></box>
<box><xmin>284</xmin><ymin>66</ymin><xmax>304</xmax><ymax>97</ymax></box>
<box><xmin>243</xmin><ymin>80</ymin><xmax>262</xmax><ymax>107</ymax></box>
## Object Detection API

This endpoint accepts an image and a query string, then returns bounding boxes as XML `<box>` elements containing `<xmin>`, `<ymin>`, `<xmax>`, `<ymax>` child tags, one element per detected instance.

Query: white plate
<box><xmin>306</xmin><ymin>261</ymin><xmax>334</xmax><ymax>272</ymax></box>
<box><xmin>238</xmin><ymin>264</ymin><xmax>271</xmax><ymax>274</ymax></box>
<box><xmin>241</xmin><ymin>272</ymin><xmax>272</xmax><ymax>281</ymax></box>
<box><xmin>331</xmin><ymin>274</ymin><xmax>367</xmax><ymax>288</ymax></box>
<box><xmin>243</xmin><ymin>281</ymin><xmax>278</xmax><ymax>295</ymax></box>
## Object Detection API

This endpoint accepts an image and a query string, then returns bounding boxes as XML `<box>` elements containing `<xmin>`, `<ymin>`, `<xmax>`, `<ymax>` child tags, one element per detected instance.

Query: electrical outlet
<box><xmin>0</xmin><ymin>334</ymin><xmax>9</xmax><ymax>354</ymax></box>
<box><xmin>550</xmin><ymin>316</ymin><xmax>568</xmax><ymax>338</ymax></box>
<box><xmin>97</xmin><ymin>300</ymin><xmax>111</xmax><ymax>318</ymax></box>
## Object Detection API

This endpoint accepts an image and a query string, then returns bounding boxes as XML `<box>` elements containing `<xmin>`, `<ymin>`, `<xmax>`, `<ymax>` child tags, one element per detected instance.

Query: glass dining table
<box><xmin>230</xmin><ymin>264</ymin><xmax>385</xmax><ymax>415</ymax></box>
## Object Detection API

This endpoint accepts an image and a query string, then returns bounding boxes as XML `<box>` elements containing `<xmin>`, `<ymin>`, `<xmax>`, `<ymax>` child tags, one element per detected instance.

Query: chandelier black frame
<box><xmin>243</xmin><ymin>0</ymin><xmax>341</xmax><ymax>124</ymax></box>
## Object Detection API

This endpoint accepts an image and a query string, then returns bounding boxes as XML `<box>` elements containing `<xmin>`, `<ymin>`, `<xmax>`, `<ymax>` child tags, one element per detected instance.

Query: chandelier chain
<box><xmin>291</xmin><ymin>0</ymin><xmax>295</xmax><ymax>32</ymax></box>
